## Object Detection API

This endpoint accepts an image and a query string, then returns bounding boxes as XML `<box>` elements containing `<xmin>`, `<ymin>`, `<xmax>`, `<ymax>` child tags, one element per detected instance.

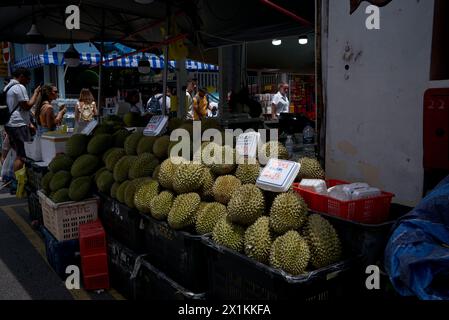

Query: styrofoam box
<box><xmin>24</xmin><ymin>136</ymin><xmax>42</xmax><ymax>161</ymax></box>
<box><xmin>40</xmin><ymin>133</ymin><xmax>72</xmax><ymax>164</ymax></box>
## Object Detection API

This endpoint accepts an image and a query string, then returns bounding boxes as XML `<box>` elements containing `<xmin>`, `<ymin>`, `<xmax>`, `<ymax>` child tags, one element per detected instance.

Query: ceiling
<box><xmin>0</xmin><ymin>0</ymin><xmax>315</xmax><ymax>71</ymax></box>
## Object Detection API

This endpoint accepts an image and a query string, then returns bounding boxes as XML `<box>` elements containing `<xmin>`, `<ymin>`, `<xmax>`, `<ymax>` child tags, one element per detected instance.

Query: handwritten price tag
<box><xmin>236</xmin><ymin>132</ymin><xmax>260</xmax><ymax>158</ymax></box>
<box><xmin>256</xmin><ymin>158</ymin><xmax>300</xmax><ymax>192</ymax></box>
<box><xmin>143</xmin><ymin>115</ymin><xmax>168</xmax><ymax>136</ymax></box>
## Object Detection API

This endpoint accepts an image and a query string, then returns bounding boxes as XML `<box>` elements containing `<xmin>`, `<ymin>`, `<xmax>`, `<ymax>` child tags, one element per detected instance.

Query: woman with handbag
<box><xmin>75</xmin><ymin>88</ymin><xmax>97</xmax><ymax>132</ymax></box>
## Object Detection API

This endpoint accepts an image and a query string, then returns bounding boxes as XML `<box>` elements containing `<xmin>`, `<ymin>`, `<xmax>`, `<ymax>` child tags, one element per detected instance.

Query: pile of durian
<box><xmin>41</xmin><ymin>117</ymin><xmax>126</xmax><ymax>203</ymax></box>
<box><xmin>42</xmin><ymin>117</ymin><xmax>341</xmax><ymax>276</ymax></box>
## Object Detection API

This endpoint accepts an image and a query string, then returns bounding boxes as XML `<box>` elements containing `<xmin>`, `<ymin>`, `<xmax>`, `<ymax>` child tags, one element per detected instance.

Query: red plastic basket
<box><xmin>293</xmin><ymin>180</ymin><xmax>395</xmax><ymax>224</ymax></box>
<box><xmin>83</xmin><ymin>273</ymin><xmax>110</xmax><ymax>290</ymax></box>
<box><xmin>79</xmin><ymin>220</ymin><xmax>106</xmax><ymax>256</ymax></box>
<box><xmin>81</xmin><ymin>253</ymin><xmax>108</xmax><ymax>276</ymax></box>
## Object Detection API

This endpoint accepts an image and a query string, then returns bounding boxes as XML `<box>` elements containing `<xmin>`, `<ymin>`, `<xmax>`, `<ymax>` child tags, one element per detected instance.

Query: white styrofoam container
<box><xmin>40</xmin><ymin>133</ymin><xmax>72</xmax><ymax>164</ymax></box>
<box><xmin>256</xmin><ymin>160</ymin><xmax>300</xmax><ymax>193</ymax></box>
<box><xmin>299</xmin><ymin>179</ymin><xmax>328</xmax><ymax>194</ymax></box>
<box><xmin>352</xmin><ymin>187</ymin><xmax>382</xmax><ymax>200</ymax></box>
<box><xmin>24</xmin><ymin>136</ymin><xmax>42</xmax><ymax>161</ymax></box>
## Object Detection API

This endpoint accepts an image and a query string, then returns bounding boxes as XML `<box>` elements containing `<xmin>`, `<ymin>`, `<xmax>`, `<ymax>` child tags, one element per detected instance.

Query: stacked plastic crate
<box><xmin>79</xmin><ymin>220</ymin><xmax>109</xmax><ymax>290</ymax></box>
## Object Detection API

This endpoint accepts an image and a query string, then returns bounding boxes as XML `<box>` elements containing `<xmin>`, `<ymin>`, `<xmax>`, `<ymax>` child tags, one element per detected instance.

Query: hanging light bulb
<box><xmin>272</xmin><ymin>39</ymin><xmax>282</xmax><ymax>46</ymax></box>
<box><xmin>298</xmin><ymin>35</ymin><xmax>308</xmax><ymax>45</ymax></box>
<box><xmin>64</xmin><ymin>43</ymin><xmax>80</xmax><ymax>67</ymax></box>
<box><xmin>138</xmin><ymin>54</ymin><xmax>151</xmax><ymax>74</ymax></box>
<box><xmin>25</xmin><ymin>21</ymin><xmax>45</xmax><ymax>54</ymax></box>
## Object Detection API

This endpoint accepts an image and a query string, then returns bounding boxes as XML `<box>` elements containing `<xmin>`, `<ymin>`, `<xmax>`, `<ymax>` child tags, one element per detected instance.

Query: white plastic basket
<box><xmin>38</xmin><ymin>190</ymin><xmax>99</xmax><ymax>241</ymax></box>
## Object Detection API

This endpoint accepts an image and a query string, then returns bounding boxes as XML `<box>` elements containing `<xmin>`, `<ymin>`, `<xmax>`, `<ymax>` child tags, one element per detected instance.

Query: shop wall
<box><xmin>322</xmin><ymin>0</ymin><xmax>435</xmax><ymax>206</ymax></box>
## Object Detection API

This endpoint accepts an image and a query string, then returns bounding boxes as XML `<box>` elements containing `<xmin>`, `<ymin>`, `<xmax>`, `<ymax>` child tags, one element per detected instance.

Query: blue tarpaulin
<box><xmin>385</xmin><ymin>175</ymin><xmax>449</xmax><ymax>300</ymax></box>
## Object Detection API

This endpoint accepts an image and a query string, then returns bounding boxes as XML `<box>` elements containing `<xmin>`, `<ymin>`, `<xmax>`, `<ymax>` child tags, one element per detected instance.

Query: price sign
<box><xmin>236</xmin><ymin>132</ymin><xmax>260</xmax><ymax>158</ymax></box>
<box><xmin>256</xmin><ymin>158</ymin><xmax>300</xmax><ymax>192</ymax></box>
<box><xmin>143</xmin><ymin>115</ymin><xmax>168</xmax><ymax>136</ymax></box>
<box><xmin>81</xmin><ymin>120</ymin><xmax>98</xmax><ymax>135</ymax></box>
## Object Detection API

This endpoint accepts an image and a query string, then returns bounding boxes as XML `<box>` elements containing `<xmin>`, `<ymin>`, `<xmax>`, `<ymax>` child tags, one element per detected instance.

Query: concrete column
<box><xmin>218</xmin><ymin>44</ymin><xmax>243</xmax><ymax>117</ymax></box>
<box><xmin>56</xmin><ymin>65</ymin><xmax>65</xmax><ymax>99</ymax></box>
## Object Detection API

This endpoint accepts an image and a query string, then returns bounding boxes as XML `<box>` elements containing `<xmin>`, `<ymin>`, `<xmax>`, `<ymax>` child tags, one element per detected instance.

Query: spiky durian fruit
<box><xmin>113</xmin><ymin>155</ymin><xmax>137</xmax><ymax>182</ymax></box>
<box><xmin>149</xmin><ymin>190</ymin><xmax>175</xmax><ymax>220</ymax></box>
<box><xmin>227</xmin><ymin>184</ymin><xmax>265</xmax><ymax>226</ymax></box>
<box><xmin>136</xmin><ymin>136</ymin><xmax>157</xmax><ymax>155</ymax></box>
<box><xmin>128</xmin><ymin>153</ymin><xmax>159</xmax><ymax>179</ymax></box>
<box><xmin>212</xmin><ymin>175</ymin><xmax>241</xmax><ymax>205</ymax></box>
<box><xmin>124</xmin><ymin>132</ymin><xmax>143</xmax><ymax>155</ymax></box>
<box><xmin>167</xmin><ymin>193</ymin><xmax>201</xmax><ymax>230</ymax></box>
<box><xmin>244</xmin><ymin>217</ymin><xmax>272</xmax><ymax>263</ymax></box>
<box><xmin>269</xmin><ymin>231</ymin><xmax>310</xmax><ymax>275</ymax></box>
<box><xmin>87</xmin><ymin>134</ymin><xmax>112</xmax><ymax>155</ymax></box>
<box><xmin>172</xmin><ymin>162</ymin><xmax>205</xmax><ymax>194</ymax></box>
<box><xmin>152</xmin><ymin>135</ymin><xmax>170</xmax><ymax>159</ymax></box>
<box><xmin>269</xmin><ymin>192</ymin><xmax>308</xmax><ymax>234</ymax></box>
<box><xmin>71</xmin><ymin>154</ymin><xmax>100</xmax><ymax>178</ymax></box>
<box><xmin>49</xmin><ymin>154</ymin><xmax>73</xmax><ymax>173</ymax></box>
<box><xmin>235</xmin><ymin>160</ymin><xmax>260</xmax><ymax>184</ymax></box>
<box><xmin>209</xmin><ymin>145</ymin><xmax>236</xmax><ymax>176</ymax></box>
<box><xmin>195</xmin><ymin>202</ymin><xmax>227</xmax><ymax>235</ymax></box>
<box><xmin>49</xmin><ymin>171</ymin><xmax>71</xmax><ymax>191</ymax></box>
<box><xmin>133</xmin><ymin>179</ymin><xmax>160</xmax><ymax>214</ymax></box>
<box><xmin>212</xmin><ymin>216</ymin><xmax>246</xmax><ymax>252</ymax></box>
<box><xmin>157</xmin><ymin>157</ymin><xmax>187</xmax><ymax>190</ymax></box>
<box><xmin>96</xmin><ymin>170</ymin><xmax>114</xmax><ymax>193</ymax></box>
<box><xmin>116</xmin><ymin>180</ymin><xmax>130</xmax><ymax>203</ymax></box>
<box><xmin>105</xmin><ymin>148</ymin><xmax>126</xmax><ymax>171</ymax></box>
<box><xmin>260</xmin><ymin>141</ymin><xmax>289</xmax><ymax>161</ymax></box>
<box><xmin>110</xmin><ymin>182</ymin><xmax>120</xmax><ymax>199</ymax></box>
<box><xmin>199</xmin><ymin>167</ymin><xmax>215</xmax><ymax>200</ymax></box>
<box><xmin>297</xmin><ymin>157</ymin><xmax>325</xmax><ymax>180</ymax></box>
<box><xmin>303</xmin><ymin>214</ymin><xmax>342</xmax><ymax>269</ymax></box>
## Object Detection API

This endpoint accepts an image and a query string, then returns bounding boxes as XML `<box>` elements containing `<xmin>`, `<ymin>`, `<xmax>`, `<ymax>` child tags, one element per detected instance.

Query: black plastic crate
<box><xmin>99</xmin><ymin>194</ymin><xmax>145</xmax><ymax>253</ymax></box>
<box><xmin>202</xmin><ymin>236</ymin><xmax>361</xmax><ymax>300</ymax></box>
<box><xmin>107</xmin><ymin>236</ymin><xmax>141</xmax><ymax>299</ymax></box>
<box><xmin>317</xmin><ymin>212</ymin><xmax>394</xmax><ymax>266</ymax></box>
<box><xmin>134</xmin><ymin>256</ymin><xmax>205</xmax><ymax>300</ymax></box>
<box><xmin>41</xmin><ymin>226</ymin><xmax>80</xmax><ymax>280</ymax></box>
<box><xmin>24</xmin><ymin>159</ymin><xmax>48</xmax><ymax>192</ymax></box>
<box><xmin>142</xmin><ymin>215</ymin><xmax>207</xmax><ymax>292</ymax></box>
<box><xmin>25</xmin><ymin>186</ymin><xmax>42</xmax><ymax>223</ymax></box>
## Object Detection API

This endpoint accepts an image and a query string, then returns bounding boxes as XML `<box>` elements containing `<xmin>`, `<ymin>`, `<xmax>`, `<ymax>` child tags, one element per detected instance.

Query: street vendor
<box><xmin>271</xmin><ymin>82</ymin><xmax>290</xmax><ymax>120</ymax></box>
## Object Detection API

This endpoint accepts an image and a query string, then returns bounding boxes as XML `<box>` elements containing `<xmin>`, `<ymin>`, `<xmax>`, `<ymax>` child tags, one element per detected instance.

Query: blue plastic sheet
<box><xmin>385</xmin><ymin>176</ymin><xmax>449</xmax><ymax>300</ymax></box>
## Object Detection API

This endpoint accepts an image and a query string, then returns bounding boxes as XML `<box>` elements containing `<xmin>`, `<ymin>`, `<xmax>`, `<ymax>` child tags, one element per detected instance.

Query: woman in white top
<box><xmin>271</xmin><ymin>82</ymin><xmax>290</xmax><ymax>120</ymax></box>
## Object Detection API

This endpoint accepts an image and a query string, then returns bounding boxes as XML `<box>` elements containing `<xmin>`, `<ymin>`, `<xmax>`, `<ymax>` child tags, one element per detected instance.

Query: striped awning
<box><xmin>13</xmin><ymin>52</ymin><xmax>219</xmax><ymax>71</ymax></box>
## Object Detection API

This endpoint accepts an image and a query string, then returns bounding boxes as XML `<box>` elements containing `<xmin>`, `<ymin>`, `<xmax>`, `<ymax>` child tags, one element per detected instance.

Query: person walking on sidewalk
<box><xmin>4</xmin><ymin>68</ymin><xmax>41</xmax><ymax>173</ymax></box>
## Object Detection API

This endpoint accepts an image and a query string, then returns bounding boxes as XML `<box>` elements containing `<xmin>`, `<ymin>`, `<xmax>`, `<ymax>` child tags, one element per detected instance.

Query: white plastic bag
<box><xmin>1</xmin><ymin>148</ymin><xmax>16</xmax><ymax>182</ymax></box>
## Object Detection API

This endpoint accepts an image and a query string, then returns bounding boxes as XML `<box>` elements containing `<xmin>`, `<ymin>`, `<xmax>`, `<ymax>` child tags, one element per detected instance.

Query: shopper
<box><xmin>35</xmin><ymin>84</ymin><xmax>66</xmax><ymax>135</ymax></box>
<box><xmin>192</xmin><ymin>87</ymin><xmax>211</xmax><ymax>120</ymax></box>
<box><xmin>75</xmin><ymin>88</ymin><xmax>97</xmax><ymax>132</ymax></box>
<box><xmin>146</xmin><ymin>85</ymin><xmax>170</xmax><ymax>115</ymax></box>
<box><xmin>4</xmin><ymin>68</ymin><xmax>41</xmax><ymax>173</ymax></box>
<box><xmin>271</xmin><ymin>82</ymin><xmax>290</xmax><ymax>120</ymax></box>
<box><xmin>185</xmin><ymin>79</ymin><xmax>196</xmax><ymax>120</ymax></box>
<box><xmin>126</xmin><ymin>89</ymin><xmax>143</xmax><ymax>115</ymax></box>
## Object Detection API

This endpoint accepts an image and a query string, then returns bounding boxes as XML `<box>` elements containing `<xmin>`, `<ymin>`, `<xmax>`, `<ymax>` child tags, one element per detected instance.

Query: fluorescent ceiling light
<box><xmin>298</xmin><ymin>36</ymin><xmax>308</xmax><ymax>45</ymax></box>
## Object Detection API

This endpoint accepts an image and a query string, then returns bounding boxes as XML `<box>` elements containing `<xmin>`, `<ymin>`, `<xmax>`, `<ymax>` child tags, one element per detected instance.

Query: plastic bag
<box><xmin>1</xmin><ymin>148</ymin><xmax>16</xmax><ymax>182</ymax></box>
<box><xmin>15</xmin><ymin>165</ymin><xmax>27</xmax><ymax>198</ymax></box>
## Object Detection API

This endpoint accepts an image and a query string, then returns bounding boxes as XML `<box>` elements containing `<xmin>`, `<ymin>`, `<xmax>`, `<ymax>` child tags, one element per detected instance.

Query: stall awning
<box><xmin>13</xmin><ymin>52</ymin><xmax>219</xmax><ymax>71</ymax></box>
